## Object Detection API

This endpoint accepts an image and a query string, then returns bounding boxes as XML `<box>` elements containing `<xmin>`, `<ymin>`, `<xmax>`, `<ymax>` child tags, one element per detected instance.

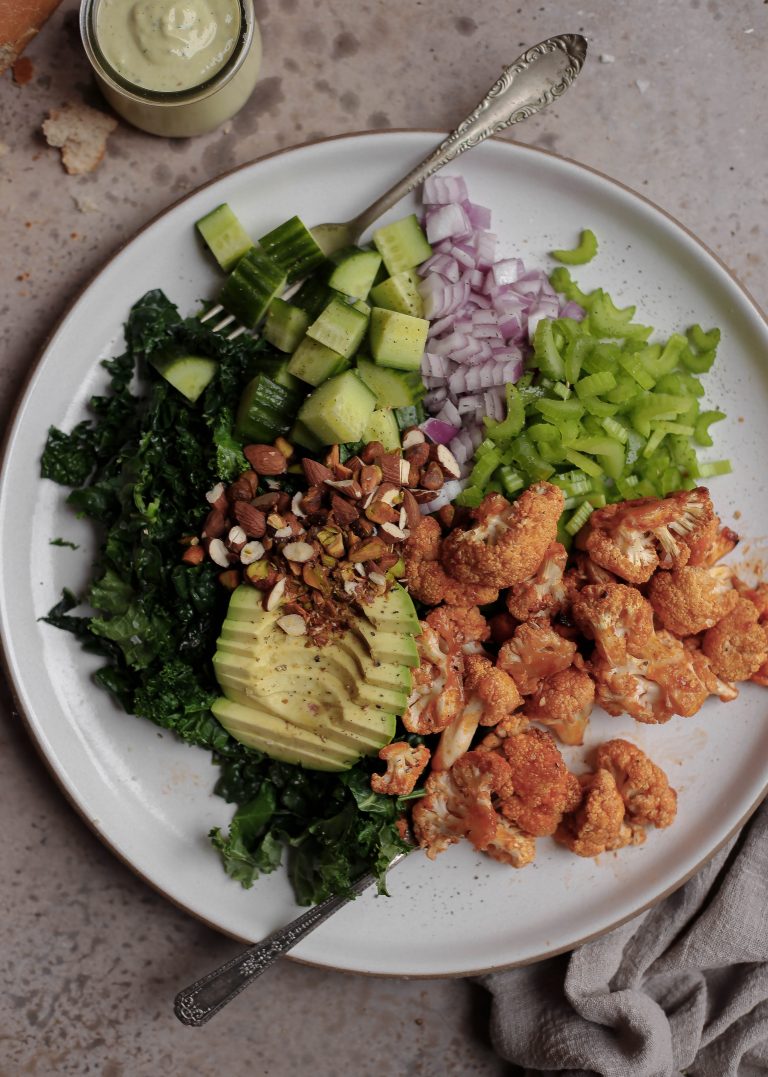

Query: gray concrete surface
<box><xmin>1</xmin><ymin>1</ymin><xmax>765</xmax><ymax>1073</ymax></box>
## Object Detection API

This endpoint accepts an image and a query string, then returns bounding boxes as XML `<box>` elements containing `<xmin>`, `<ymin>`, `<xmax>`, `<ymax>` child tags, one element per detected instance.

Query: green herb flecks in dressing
<box><xmin>96</xmin><ymin>0</ymin><xmax>241</xmax><ymax>92</ymax></box>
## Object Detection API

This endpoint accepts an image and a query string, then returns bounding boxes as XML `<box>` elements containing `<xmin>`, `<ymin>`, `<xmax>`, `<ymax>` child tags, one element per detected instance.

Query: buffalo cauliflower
<box><xmin>505</xmin><ymin>541</ymin><xmax>569</xmax><ymax>621</ymax></box>
<box><xmin>576</xmin><ymin>488</ymin><xmax>715</xmax><ymax>584</ymax></box>
<box><xmin>555</xmin><ymin>769</ymin><xmax>632</xmax><ymax>857</ymax></box>
<box><xmin>524</xmin><ymin>666</ymin><xmax>595</xmax><ymax>746</ymax></box>
<box><xmin>402</xmin><ymin>623</ymin><xmax>464</xmax><ymax>735</ymax></box>
<box><xmin>411</xmin><ymin>749</ymin><xmax>511</xmax><ymax>857</ymax></box>
<box><xmin>404</xmin><ymin>515</ymin><xmax>499</xmax><ymax>607</ymax></box>
<box><xmin>441</xmin><ymin>483</ymin><xmax>564</xmax><ymax>589</ymax></box>
<box><xmin>496</xmin><ymin>728</ymin><xmax>582</xmax><ymax>837</ymax></box>
<box><xmin>476</xmin><ymin>711</ymin><xmax>531</xmax><ymax>753</ymax></box>
<box><xmin>485</xmin><ymin>816</ymin><xmax>537</xmax><ymax>868</ymax></box>
<box><xmin>594</xmin><ymin>738</ymin><xmax>677</xmax><ymax>829</ymax></box>
<box><xmin>370</xmin><ymin>741</ymin><xmax>430</xmax><ymax>796</ymax></box>
<box><xmin>571</xmin><ymin>582</ymin><xmax>655</xmax><ymax>665</ymax></box>
<box><xmin>425</xmin><ymin>604</ymin><xmax>490</xmax><ymax>654</ymax></box>
<box><xmin>701</xmin><ymin>596</ymin><xmax>768</xmax><ymax>681</ymax></box>
<box><xmin>497</xmin><ymin>620</ymin><xmax>577</xmax><ymax>696</ymax></box>
<box><xmin>647</xmin><ymin>565</ymin><xmax>738</xmax><ymax>637</ymax></box>
<box><xmin>432</xmin><ymin>655</ymin><xmax>523</xmax><ymax>771</ymax></box>
<box><xmin>687</xmin><ymin>519</ymin><xmax>739</xmax><ymax>568</ymax></box>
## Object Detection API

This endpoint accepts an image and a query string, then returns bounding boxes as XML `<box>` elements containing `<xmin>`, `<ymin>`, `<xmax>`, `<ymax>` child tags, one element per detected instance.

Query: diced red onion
<box><xmin>423</xmin><ymin>174</ymin><xmax>469</xmax><ymax>205</ymax></box>
<box><xmin>462</xmin><ymin>201</ymin><xmax>492</xmax><ymax>230</ymax></box>
<box><xmin>420</xmin><ymin>417</ymin><xmax>460</xmax><ymax>444</ymax></box>
<box><xmin>425</xmin><ymin>204</ymin><xmax>471</xmax><ymax>244</ymax></box>
<box><xmin>422</xmin><ymin>351</ymin><xmax>452</xmax><ymax>378</ymax></box>
<box><xmin>419</xmin><ymin>478</ymin><xmax>466</xmax><ymax>515</ymax></box>
<box><xmin>435</xmin><ymin>399</ymin><xmax>461</xmax><ymax>427</ymax></box>
<box><xmin>560</xmin><ymin>300</ymin><xmax>586</xmax><ymax>320</ymax></box>
<box><xmin>419</xmin><ymin>252</ymin><xmax>461</xmax><ymax>282</ymax></box>
<box><xmin>491</xmin><ymin>258</ymin><xmax>526</xmax><ymax>287</ymax></box>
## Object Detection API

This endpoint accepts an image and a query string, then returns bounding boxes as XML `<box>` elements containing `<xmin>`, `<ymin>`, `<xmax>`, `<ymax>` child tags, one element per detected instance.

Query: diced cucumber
<box><xmin>260</xmin><ymin>355</ymin><xmax>304</xmax><ymax>394</ymax></box>
<box><xmin>368</xmin><ymin>307</ymin><xmax>429</xmax><ymax>371</ymax></box>
<box><xmin>235</xmin><ymin>373</ymin><xmax>301</xmax><ymax>441</ymax></box>
<box><xmin>288</xmin><ymin>335</ymin><xmax>349</xmax><ymax>387</ymax></box>
<box><xmin>195</xmin><ymin>203</ymin><xmax>254</xmax><ymax>272</ymax></box>
<box><xmin>352</xmin><ymin>298</ymin><xmax>371</xmax><ymax>317</ymax></box>
<box><xmin>363</xmin><ymin>409</ymin><xmax>401</xmax><ymax>451</ymax></box>
<box><xmin>306</xmin><ymin>297</ymin><xmax>369</xmax><ymax>359</ymax></box>
<box><xmin>258</xmin><ymin>216</ymin><xmax>327</xmax><ymax>282</ymax></box>
<box><xmin>291</xmin><ymin>275</ymin><xmax>332</xmax><ymax>319</ymax></box>
<box><xmin>394</xmin><ymin>402</ymin><xmax>426</xmax><ymax>431</ymax></box>
<box><xmin>370</xmin><ymin>269</ymin><xmax>424</xmax><ymax>318</ymax></box>
<box><xmin>264</xmin><ymin>298</ymin><xmax>310</xmax><ymax>353</ymax></box>
<box><xmin>373</xmin><ymin>214</ymin><xmax>432</xmax><ymax>276</ymax></box>
<box><xmin>219</xmin><ymin>247</ymin><xmax>287</xmax><ymax>328</ymax></box>
<box><xmin>150</xmin><ymin>352</ymin><xmax>218</xmax><ymax>404</ymax></box>
<box><xmin>290</xmin><ymin>418</ymin><xmax>324</xmax><ymax>452</ymax></box>
<box><xmin>328</xmin><ymin>247</ymin><xmax>382</xmax><ymax>299</ymax></box>
<box><xmin>298</xmin><ymin>371</ymin><xmax>377</xmax><ymax>445</ymax></box>
<box><xmin>356</xmin><ymin>357</ymin><xmax>425</xmax><ymax>408</ymax></box>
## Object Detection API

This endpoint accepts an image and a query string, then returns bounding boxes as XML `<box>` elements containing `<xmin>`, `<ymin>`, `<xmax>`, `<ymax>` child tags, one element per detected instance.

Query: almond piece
<box><xmin>349</xmin><ymin>537</ymin><xmax>388</xmax><ymax>562</ymax></box>
<box><xmin>359</xmin><ymin>464</ymin><xmax>383</xmax><ymax>496</ymax></box>
<box><xmin>202</xmin><ymin>507</ymin><xmax>228</xmax><ymax>539</ymax></box>
<box><xmin>265</xmin><ymin>577</ymin><xmax>287</xmax><ymax>611</ymax></box>
<box><xmin>205</xmin><ymin>481</ymin><xmax>227</xmax><ymax>506</ymax></box>
<box><xmin>361</xmin><ymin>441</ymin><xmax>385</xmax><ymax>464</ymax></box>
<box><xmin>379</xmin><ymin>453</ymin><xmax>404</xmax><ymax>485</ymax></box>
<box><xmin>181</xmin><ymin>545</ymin><xmax>205</xmax><ymax>565</ymax></box>
<box><xmin>277</xmin><ymin>614</ymin><xmax>307</xmax><ymax>636</ymax></box>
<box><xmin>243</xmin><ymin>444</ymin><xmax>288</xmax><ymax>476</ymax></box>
<box><xmin>228</xmin><ymin>470</ymin><xmax>259</xmax><ymax>501</ymax></box>
<box><xmin>218</xmin><ymin>569</ymin><xmax>241</xmax><ymax>590</ymax></box>
<box><xmin>233</xmin><ymin>502</ymin><xmax>266</xmax><ymax>538</ymax></box>
<box><xmin>283</xmin><ymin>541</ymin><xmax>314</xmax><ymax>563</ymax></box>
<box><xmin>208</xmin><ymin>538</ymin><xmax>231</xmax><ymax>567</ymax></box>
<box><xmin>436</xmin><ymin>444</ymin><xmax>461</xmax><ymax>478</ymax></box>
<box><xmin>420</xmin><ymin>460</ymin><xmax>445</xmax><ymax>491</ymax></box>
<box><xmin>365</xmin><ymin>500</ymin><xmax>399</xmax><ymax>525</ymax></box>
<box><xmin>404</xmin><ymin>443</ymin><xmax>430</xmax><ymax>468</ymax></box>
<box><xmin>240</xmin><ymin>541</ymin><xmax>265</xmax><ymax>564</ymax></box>
<box><xmin>401</xmin><ymin>489</ymin><xmax>422</xmax><ymax>532</ymax></box>
<box><xmin>330</xmin><ymin>493</ymin><xmax>359</xmax><ymax>528</ymax></box>
<box><xmin>301</xmin><ymin>458</ymin><xmax>334</xmax><ymax>485</ymax></box>
<box><xmin>325</xmin><ymin>478</ymin><xmax>363</xmax><ymax>500</ymax></box>
<box><xmin>401</xmin><ymin>428</ymin><xmax>426</xmax><ymax>450</ymax></box>
<box><xmin>380</xmin><ymin>522</ymin><xmax>407</xmax><ymax>541</ymax></box>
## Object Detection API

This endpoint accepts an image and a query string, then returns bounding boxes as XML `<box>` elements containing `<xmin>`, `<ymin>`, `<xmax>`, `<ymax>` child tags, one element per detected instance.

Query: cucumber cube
<box><xmin>368</xmin><ymin>307</ymin><xmax>429</xmax><ymax>371</ymax></box>
<box><xmin>298</xmin><ymin>371</ymin><xmax>377</xmax><ymax>445</ymax></box>
<box><xmin>258</xmin><ymin>215</ymin><xmax>326</xmax><ymax>282</ymax></box>
<box><xmin>264</xmin><ymin>298</ymin><xmax>310</xmax><ymax>353</ymax></box>
<box><xmin>150</xmin><ymin>353</ymin><xmax>218</xmax><ymax>404</ymax></box>
<box><xmin>363</xmin><ymin>408</ymin><xmax>401</xmax><ymax>451</ymax></box>
<box><xmin>219</xmin><ymin>247</ymin><xmax>286</xmax><ymax>328</ymax></box>
<box><xmin>328</xmin><ymin>247</ymin><xmax>382</xmax><ymax>299</ymax></box>
<box><xmin>195</xmin><ymin>203</ymin><xmax>254</xmax><ymax>272</ymax></box>
<box><xmin>288</xmin><ymin>336</ymin><xmax>349</xmax><ymax>387</ymax></box>
<box><xmin>356</xmin><ymin>357</ymin><xmax>424</xmax><ymax>408</ymax></box>
<box><xmin>373</xmin><ymin>214</ymin><xmax>432</xmax><ymax>276</ymax></box>
<box><xmin>306</xmin><ymin>297</ymin><xmax>369</xmax><ymax>359</ymax></box>
<box><xmin>370</xmin><ymin>269</ymin><xmax>424</xmax><ymax>318</ymax></box>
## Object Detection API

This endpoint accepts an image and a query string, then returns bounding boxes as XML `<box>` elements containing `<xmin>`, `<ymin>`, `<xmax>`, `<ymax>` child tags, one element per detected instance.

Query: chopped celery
<box><xmin>469</xmin><ymin>449</ymin><xmax>502</xmax><ymax>487</ymax></box>
<box><xmin>455</xmin><ymin>485</ymin><xmax>485</xmax><ymax>508</ymax></box>
<box><xmin>533</xmin><ymin>320</ymin><xmax>565</xmax><ymax>381</ymax></box>
<box><xmin>534</xmin><ymin>397</ymin><xmax>585</xmax><ymax>423</ymax></box>
<box><xmin>564</xmin><ymin>500</ymin><xmax>594</xmax><ymax>535</ymax></box>
<box><xmin>548</xmin><ymin>267</ymin><xmax>592</xmax><ymax>307</ymax></box>
<box><xmin>564</xmin><ymin>448</ymin><xmax>603</xmax><ymax>477</ymax></box>
<box><xmin>497</xmin><ymin>466</ymin><xmax>525</xmax><ymax>496</ymax></box>
<box><xmin>575</xmin><ymin>371</ymin><xmax>617</xmax><ymax>398</ymax></box>
<box><xmin>484</xmin><ymin>383</ymin><xmax>525</xmax><ymax>442</ymax></box>
<box><xmin>697</xmin><ymin>459</ymin><xmax>733</xmax><ymax>478</ymax></box>
<box><xmin>694</xmin><ymin>409</ymin><xmax>726</xmax><ymax>447</ymax></box>
<box><xmin>551</xmin><ymin>229</ymin><xmax>598</xmax><ymax>266</ymax></box>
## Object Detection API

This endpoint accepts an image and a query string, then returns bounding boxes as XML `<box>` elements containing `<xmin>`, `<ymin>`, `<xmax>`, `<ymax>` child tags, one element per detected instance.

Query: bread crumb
<box><xmin>12</xmin><ymin>55</ymin><xmax>34</xmax><ymax>83</ymax></box>
<box><xmin>42</xmin><ymin>101</ymin><xmax>118</xmax><ymax>175</ymax></box>
<box><xmin>72</xmin><ymin>193</ymin><xmax>101</xmax><ymax>213</ymax></box>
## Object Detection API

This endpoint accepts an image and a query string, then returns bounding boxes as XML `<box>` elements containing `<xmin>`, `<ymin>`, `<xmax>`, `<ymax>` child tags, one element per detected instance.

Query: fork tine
<box><xmin>199</xmin><ymin>303</ymin><xmax>224</xmax><ymax>323</ymax></box>
<box><xmin>226</xmin><ymin>325</ymin><xmax>248</xmax><ymax>341</ymax></box>
<box><xmin>212</xmin><ymin>313</ymin><xmax>236</xmax><ymax>333</ymax></box>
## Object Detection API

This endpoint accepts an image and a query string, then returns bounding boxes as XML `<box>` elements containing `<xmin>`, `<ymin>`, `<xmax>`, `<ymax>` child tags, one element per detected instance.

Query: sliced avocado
<box><xmin>211</xmin><ymin>697</ymin><xmax>358</xmax><ymax>772</ymax></box>
<box><xmin>361</xmin><ymin>582</ymin><xmax>421</xmax><ymax>636</ymax></box>
<box><xmin>211</xmin><ymin>584</ymin><xmax>417</xmax><ymax>770</ymax></box>
<box><xmin>356</xmin><ymin>621</ymin><xmax>420</xmax><ymax>668</ymax></box>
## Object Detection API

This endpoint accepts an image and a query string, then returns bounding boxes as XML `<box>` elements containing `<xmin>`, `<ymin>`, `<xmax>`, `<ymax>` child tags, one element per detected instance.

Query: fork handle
<box><xmin>173</xmin><ymin>853</ymin><xmax>406</xmax><ymax>1026</ymax></box>
<box><xmin>350</xmin><ymin>33</ymin><xmax>587</xmax><ymax>241</ymax></box>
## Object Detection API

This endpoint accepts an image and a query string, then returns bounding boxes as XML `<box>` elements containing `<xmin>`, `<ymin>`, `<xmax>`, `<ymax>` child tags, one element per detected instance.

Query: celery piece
<box><xmin>642</xmin><ymin>334</ymin><xmax>687</xmax><ymax>381</ymax></box>
<box><xmin>642</xmin><ymin>427</ymin><xmax>667</xmax><ymax>458</ymax></box>
<box><xmin>654</xmin><ymin>420</ymin><xmax>695</xmax><ymax>437</ymax></box>
<box><xmin>581</xmin><ymin>396</ymin><xmax>620</xmax><ymax>418</ymax></box>
<box><xmin>475</xmin><ymin>437</ymin><xmax>499</xmax><ymax>458</ymax></box>
<box><xmin>564</xmin><ymin>500</ymin><xmax>595</xmax><ymax>536</ymax></box>
<box><xmin>552</xmin><ymin>229</ymin><xmax>598</xmax><ymax>266</ymax></box>
<box><xmin>668</xmin><ymin>434</ymin><xmax>701</xmax><ymax>479</ymax></box>
<box><xmin>549</xmin><ymin>267</ymin><xmax>593</xmax><ymax>307</ymax></box>
<box><xmin>564</xmin><ymin>448</ymin><xmax>603</xmax><ymax>477</ymax></box>
<box><xmin>527</xmin><ymin>422</ymin><xmax>561</xmax><ymax>445</ymax></box>
<box><xmin>534</xmin><ymin>397</ymin><xmax>585</xmax><ymax>423</ymax></box>
<box><xmin>455</xmin><ymin>485</ymin><xmax>485</xmax><ymax>508</ymax></box>
<box><xmin>617</xmin><ymin>350</ymin><xmax>656</xmax><ymax>390</ymax></box>
<box><xmin>497</xmin><ymin>466</ymin><xmax>525</xmax><ymax>497</ymax></box>
<box><xmin>614</xmin><ymin>473</ymin><xmax>640</xmax><ymax>499</ymax></box>
<box><xmin>630</xmin><ymin>393</ymin><xmax>691</xmax><ymax>438</ymax></box>
<box><xmin>509</xmin><ymin>434</ymin><xmax>555</xmax><ymax>481</ymax></box>
<box><xmin>660</xmin><ymin>467</ymin><xmax>684</xmax><ymax>496</ymax></box>
<box><xmin>601</xmin><ymin>416</ymin><xmax>630</xmax><ymax>443</ymax></box>
<box><xmin>697</xmin><ymin>459</ymin><xmax>733</xmax><ymax>478</ymax></box>
<box><xmin>694</xmin><ymin>409</ymin><xmax>726</xmax><ymax>447</ymax></box>
<box><xmin>552</xmin><ymin>382</ymin><xmax>571</xmax><ymax>400</ymax></box>
<box><xmin>551</xmin><ymin>469</ymin><xmax>593</xmax><ymax>497</ymax></box>
<box><xmin>687</xmin><ymin>324</ymin><xmax>721</xmax><ymax>352</ymax></box>
<box><xmin>469</xmin><ymin>448</ymin><xmax>502</xmax><ymax>488</ymax></box>
<box><xmin>564</xmin><ymin>335</ymin><xmax>592</xmax><ymax>384</ymax></box>
<box><xmin>533</xmin><ymin>319</ymin><xmax>566</xmax><ymax>381</ymax></box>
<box><xmin>484</xmin><ymin>383</ymin><xmax>525</xmax><ymax>442</ymax></box>
<box><xmin>575</xmin><ymin>370</ymin><xmax>617</xmax><ymax>398</ymax></box>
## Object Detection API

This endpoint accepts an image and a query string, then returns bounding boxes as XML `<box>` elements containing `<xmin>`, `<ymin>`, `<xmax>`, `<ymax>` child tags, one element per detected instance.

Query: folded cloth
<box><xmin>477</xmin><ymin>798</ymin><xmax>768</xmax><ymax>1077</ymax></box>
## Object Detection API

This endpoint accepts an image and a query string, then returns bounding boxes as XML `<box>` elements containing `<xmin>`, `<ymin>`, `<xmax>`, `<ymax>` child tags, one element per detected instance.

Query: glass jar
<box><xmin>80</xmin><ymin>0</ymin><xmax>261</xmax><ymax>138</ymax></box>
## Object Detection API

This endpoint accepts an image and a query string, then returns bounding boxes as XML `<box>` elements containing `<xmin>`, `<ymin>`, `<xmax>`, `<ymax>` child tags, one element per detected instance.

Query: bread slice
<box><xmin>0</xmin><ymin>0</ymin><xmax>63</xmax><ymax>74</ymax></box>
<box><xmin>42</xmin><ymin>101</ymin><xmax>118</xmax><ymax>175</ymax></box>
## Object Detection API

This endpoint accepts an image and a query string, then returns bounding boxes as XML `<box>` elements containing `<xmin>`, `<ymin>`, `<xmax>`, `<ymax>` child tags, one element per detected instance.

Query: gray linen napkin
<box><xmin>478</xmin><ymin>798</ymin><xmax>768</xmax><ymax>1077</ymax></box>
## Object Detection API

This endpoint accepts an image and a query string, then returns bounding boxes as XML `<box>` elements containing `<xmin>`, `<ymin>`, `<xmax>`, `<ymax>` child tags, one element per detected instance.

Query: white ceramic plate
<box><xmin>2</xmin><ymin>132</ymin><xmax>768</xmax><ymax>977</ymax></box>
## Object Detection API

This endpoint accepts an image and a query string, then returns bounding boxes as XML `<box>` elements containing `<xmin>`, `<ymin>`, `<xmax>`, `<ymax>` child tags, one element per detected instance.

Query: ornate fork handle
<box><xmin>174</xmin><ymin>851</ymin><xmax>408</xmax><ymax>1026</ymax></box>
<box><xmin>350</xmin><ymin>33</ymin><xmax>587</xmax><ymax>241</ymax></box>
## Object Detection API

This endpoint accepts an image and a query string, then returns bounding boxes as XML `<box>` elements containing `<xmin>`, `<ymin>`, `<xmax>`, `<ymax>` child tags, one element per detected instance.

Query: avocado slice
<box><xmin>362</xmin><ymin>582</ymin><xmax>421</xmax><ymax>636</ymax></box>
<box><xmin>211</xmin><ymin>584</ymin><xmax>418</xmax><ymax>770</ymax></box>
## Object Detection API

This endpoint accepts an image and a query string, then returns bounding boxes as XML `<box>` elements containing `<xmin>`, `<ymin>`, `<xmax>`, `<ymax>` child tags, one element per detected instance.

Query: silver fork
<box><xmin>200</xmin><ymin>32</ymin><xmax>587</xmax><ymax>340</ymax></box>
<box><xmin>174</xmin><ymin>848</ymin><xmax>410</xmax><ymax>1026</ymax></box>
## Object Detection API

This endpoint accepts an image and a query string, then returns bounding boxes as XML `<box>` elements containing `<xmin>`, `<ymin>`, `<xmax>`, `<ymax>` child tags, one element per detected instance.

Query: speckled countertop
<box><xmin>1</xmin><ymin>1</ymin><xmax>765</xmax><ymax>1073</ymax></box>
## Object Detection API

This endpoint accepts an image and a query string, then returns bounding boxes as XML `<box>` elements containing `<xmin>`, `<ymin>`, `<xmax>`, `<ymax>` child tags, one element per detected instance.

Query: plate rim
<box><xmin>2</xmin><ymin>128</ymin><xmax>767</xmax><ymax>978</ymax></box>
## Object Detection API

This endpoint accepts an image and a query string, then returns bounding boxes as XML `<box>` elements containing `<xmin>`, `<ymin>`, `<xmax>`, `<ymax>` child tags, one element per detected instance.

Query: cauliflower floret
<box><xmin>404</xmin><ymin>516</ymin><xmax>499</xmax><ymax>607</ymax></box>
<box><xmin>476</xmin><ymin>711</ymin><xmax>531</xmax><ymax>752</ymax></box>
<box><xmin>505</xmin><ymin>541</ymin><xmax>568</xmax><ymax>621</ymax></box>
<box><xmin>432</xmin><ymin>655</ymin><xmax>523</xmax><ymax>771</ymax></box>
<box><xmin>591</xmin><ymin>630</ymin><xmax>710</xmax><ymax>724</ymax></box>
<box><xmin>497</xmin><ymin>620</ymin><xmax>577</xmax><ymax>695</ymax></box>
<box><xmin>555</xmin><ymin>769</ymin><xmax>632</xmax><ymax>857</ymax></box>
<box><xmin>684</xmin><ymin>638</ymin><xmax>739</xmax><ymax>702</ymax></box>
<box><xmin>497</xmin><ymin>728</ymin><xmax>582</xmax><ymax>837</ymax></box>
<box><xmin>485</xmin><ymin>816</ymin><xmax>536</xmax><ymax>868</ymax></box>
<box><xmin>571</xmin><ymin>582</ymin><xmax>655</xmax><ymax>665</ymax></box>
<box><xmin>594</xmin><ymin>738</ymin><xmax>677</xmax><ymax>829</ymax></box>
<box><xmin>402</xmin><ymin>623</ymin><xmax>464</xmax><ymax>735</ymax></box>
<box><xmin>441</xmin><ymin>483</ymin><xmax>564</xmax><ymax>590</ymax></box>
<box><xmin>701</xmin><ymin>596</ymin><xmax>768</xmax><ymax>681</ymax></box>
<box><xmin>370</xmin><ymin>741</ymin><xmax>430</xmax><ymax>796</ymax></box>
<box><xmin>687</xmin><ymin>519</ymin><xmax>739</xmax><ymax>567</ymax></box>
<box><xmin>425</xmin><ymin>604</ymin><xmax>490</xmax><ymax>654</ymax></box>
<box><xmin>576</xmin><ymin>488</ymin><xmax>715</xmax><ymax>584</ymax></box>
<box><xmin>411</xmin><ymin>749</ymin><xmax>511</xmax><ymax>857</ymax></box>
<box><xmin>524</xmin><ymin>667</ymin><xmax>595</xmax><ymax>746</ymax></box>
<box><xmin>647</xmin><ymin>565</ymin><xmax>739</xmax><ymax>637</ymax></box>
<box><xmin>571</xmin><ymin>552</ymin><xmax>619</xmax><ymax>587</ymax></box>
<box><xmin>735</xmin><ymin>581</ymin><xmax>768</xmax><ymax>622</ymax></box>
